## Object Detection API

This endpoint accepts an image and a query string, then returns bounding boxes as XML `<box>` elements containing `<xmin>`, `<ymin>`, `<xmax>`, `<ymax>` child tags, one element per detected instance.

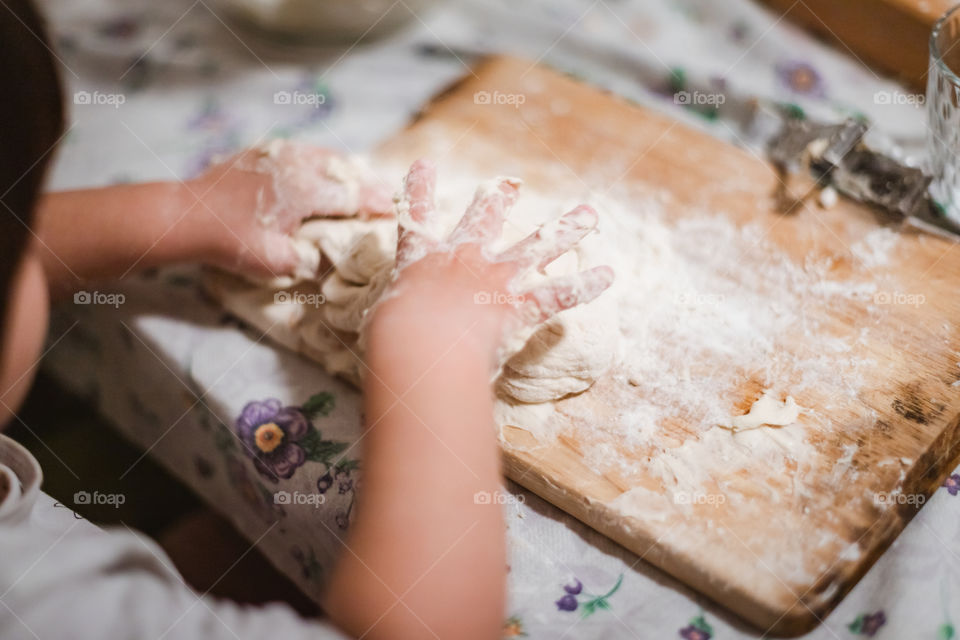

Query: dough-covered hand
<box><xmin>371</xmin><ymin>158</ymin><xmax>614</xmax><ymax>363</ymax></box>
<box><xmin>188</xmin><ymin>140</ymin><xmax>393</xmax><ymax>280</ymax></box>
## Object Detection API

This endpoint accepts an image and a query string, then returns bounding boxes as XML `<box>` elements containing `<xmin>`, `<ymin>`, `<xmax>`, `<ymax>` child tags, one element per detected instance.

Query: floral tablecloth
<box><xmin>37</xmin><ymin>0</ymin><xmax>959</xmax><ymax>637</ymax></box>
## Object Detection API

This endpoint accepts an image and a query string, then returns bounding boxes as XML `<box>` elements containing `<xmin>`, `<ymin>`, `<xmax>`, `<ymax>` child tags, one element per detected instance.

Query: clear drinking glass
<box><xmin>927</xmin><ymin>4</ymin><xmax>960</xmax><ymax>224</ymax></box>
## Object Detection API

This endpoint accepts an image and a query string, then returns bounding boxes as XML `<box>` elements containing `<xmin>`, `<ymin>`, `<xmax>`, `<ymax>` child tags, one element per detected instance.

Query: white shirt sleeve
<box><xmin>0</xmin><ymin>521</ymin><xmax>348</xmax><ymax>640</ymax></box>
<box><xmin>0</xmin><ymin>436</ymin><xmax>349</xmax><ymax>640</ymax></box>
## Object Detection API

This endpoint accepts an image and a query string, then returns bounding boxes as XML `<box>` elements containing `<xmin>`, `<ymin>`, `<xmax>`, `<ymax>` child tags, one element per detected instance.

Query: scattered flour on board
<box><xmin>436</xmin><ymin>160</ymin><xmax>901</xmax><ymax>577</ymax></box>
<box><xmin>850</xmin><ymin>227</ymin><xmax>900</xmax><ymax>270</ymax></box>
<box><xmin>510</xmin><ymin>178</ymin><xmax>900</xmax><ymax>579</ymax></box>
<box><xmin>474</xmin><ymin>176</ymin><xmax>891</xmax><ymax>480</ymax></box>
<box><xmin>230</xmin><ymin>136</ymin><xmax>907</xmax><ymax>578</ymax></box>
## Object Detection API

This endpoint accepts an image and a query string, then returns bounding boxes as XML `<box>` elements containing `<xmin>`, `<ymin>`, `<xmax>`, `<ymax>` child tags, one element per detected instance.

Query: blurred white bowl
<box><xmin>213</xmin><ymin>0</ymin><xmax>443</xmax><ymax>42</ymax></box>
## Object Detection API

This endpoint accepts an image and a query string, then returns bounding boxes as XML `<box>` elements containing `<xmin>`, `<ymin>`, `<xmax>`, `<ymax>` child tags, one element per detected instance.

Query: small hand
<box><xmin>372</xmin><ymin>158</ymin><xmax>614</xmax><ymax>360</ymax></box>
<box><xmin>188</xmin><ymin>140</ymin><xmax>393</xmax><ymax>280</ymax></box>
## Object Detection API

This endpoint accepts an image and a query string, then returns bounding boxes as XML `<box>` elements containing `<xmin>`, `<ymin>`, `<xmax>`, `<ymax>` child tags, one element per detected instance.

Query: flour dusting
<box><xmin>850</xmin><ymin>227</ymin><xmax>900</xmax><ymax>270</ymax></box>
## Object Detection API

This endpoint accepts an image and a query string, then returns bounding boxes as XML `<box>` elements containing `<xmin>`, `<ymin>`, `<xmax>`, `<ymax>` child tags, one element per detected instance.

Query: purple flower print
<box><xmin>730</xmin><ymin>21</ymin><xmax>749</xmax><ymax>43</ymax></box>
<box><xmin>775</xmin><ymin>60</ymin><xmax>825</xmax><ymax>97</ymax></box>
<box><xmin>563</xmin><ymin>578</ymin><xmax>583</xmax><ymax>595</ymax></box>
<box><xmin>186</xmin><ymin>100</ymin><xmax>236</xmax><ymax>134</ymax></box>
<box><xmin>317</xmin><ymin>472</ymin><xmax>333</xmax><ymax>494</ymax></box>
<box><xmin>679</xmin><ymin>613</ymin><xmax>713</xmax><ymax>640</ymax></box>
<box><xmin>679</xmin><ymin>626</ymin><xmax>711</xmax><ymax>640</ymax></box>
<box><xmin>335</xmin><ymin>510</ymin><xmax>350</xmax><ymax>530</ymax></box>
<box><xmin>555</xmin><ymin>574</ymin><xmax>623</xmax><ymax>617</ymax></box>
<box><xmin>335</xmin><ymin>470</ymin><xmax>353</xmax><ymax>494</ymax></box>
<box><xmin>849</xmin><ymin>610</ymin><xmax>886</xmax><ymax>636</ymax></box>
<box><xmin>236</xmin><ymin>399</ymin><xmax>310</xmax><ymax>482</ymax></box>
<box><xmin>555</xmin><ymin>594</ymin><xmax>578</xmax><ymax>611</ymax></box>
<box><xmin>860</xmin><ymin>611</ymin><xmax>886</xmax><ymax>636</ymax></box>
<box><xmin>290</xmin><ymin>545</ymin><xmax>323</xmax><ymax>582</ymax></box>
<box><xmin>944</xmin><ymin>473</ymin><xmax>959</xmax><ymax>496</ymax></box>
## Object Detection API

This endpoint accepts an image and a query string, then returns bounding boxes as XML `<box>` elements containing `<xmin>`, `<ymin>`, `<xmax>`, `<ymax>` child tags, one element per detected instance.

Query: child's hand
<box><xmin>332</xmin><ymin>159</ymin><xmax>613</xmax><ymax>636</ymax></box>
<box><xmin>370</xmin><ymin>158</ymin><xmax>614</xmax><ymax>362</ymax></box>
<box><xmin>188</xmin><ymin>141</ymin><xmax>393</xmax><ymax>280</ymax></box>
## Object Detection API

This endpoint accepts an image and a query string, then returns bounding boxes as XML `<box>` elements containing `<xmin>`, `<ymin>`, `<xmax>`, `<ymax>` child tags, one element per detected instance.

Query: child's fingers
<box><xmin>516</xmin><ymin>265</ymin><xmax>615</xmax><ymax>325</ymax></box>
<box><xmin>401</xmin><ymin>158</ymin><xmax>437</xmax><ymax>224</ymax></box>
<box><xmin>448</xmin><ymin>177</ymin><xmax>521</xmax><ymax>246</ymax></box>
<box><xmin>497</xmin><ymin>205</ymin><xmax>598</xmax><ymax>271</ymax></box>
<box><xmin>397</xmin><ymin>159</ymin><xmax>439</xmax><ymax>268</ymax></box>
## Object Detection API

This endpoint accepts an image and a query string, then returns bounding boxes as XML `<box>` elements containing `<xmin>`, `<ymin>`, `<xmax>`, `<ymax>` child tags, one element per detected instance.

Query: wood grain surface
<box><xmin>372</xmin><ymin>57</ymin><xmax>960</xmax><ymax>636</ymax></box>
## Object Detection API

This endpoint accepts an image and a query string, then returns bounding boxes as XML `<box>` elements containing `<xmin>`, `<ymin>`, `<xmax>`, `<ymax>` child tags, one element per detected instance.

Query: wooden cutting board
<box><xmin>372</xmin><ymin>57</ymin><xmax>960</xmax><ymax>636</ymax></box>
<box><xmin>758</xmin><ymin>0</ymin><xmax>952</xmax><ymax>89</ymax></box>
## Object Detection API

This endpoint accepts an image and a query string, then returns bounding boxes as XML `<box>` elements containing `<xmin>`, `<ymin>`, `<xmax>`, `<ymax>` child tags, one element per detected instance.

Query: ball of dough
<box><xmin>497</xmin><ymin>296</ymin><xmax>619</xmax><ymax>403</ymax></box>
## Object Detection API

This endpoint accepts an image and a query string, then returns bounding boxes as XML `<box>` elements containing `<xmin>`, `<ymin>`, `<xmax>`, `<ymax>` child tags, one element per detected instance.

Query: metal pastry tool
<box><xmin>767</xmin><ymin>116</ymin><xmax>960</xmax><ymax>241</ymax></box>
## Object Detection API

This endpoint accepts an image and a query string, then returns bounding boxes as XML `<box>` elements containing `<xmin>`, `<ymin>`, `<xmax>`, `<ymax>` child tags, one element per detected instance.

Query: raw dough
<box><xmin>208</xmin><ymin>174</ymin><xmax>619</xmax><ymax>404</ymax></box>
<box><xmin>720</xmin><ymin>390</ymin><xmax>802</xmax><ymax>432</ymax></box>
<box><xmin>498</xmin><ymin>293</ymin><xmax>619</xmax><ymax>402</ymax></box>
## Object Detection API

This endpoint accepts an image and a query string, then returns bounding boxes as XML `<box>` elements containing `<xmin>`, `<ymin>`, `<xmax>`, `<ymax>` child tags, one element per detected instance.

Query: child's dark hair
<box><xmin>0</xmin><ymin>0</ymin><xmax>64</xmax><ymax>333</ymax></box>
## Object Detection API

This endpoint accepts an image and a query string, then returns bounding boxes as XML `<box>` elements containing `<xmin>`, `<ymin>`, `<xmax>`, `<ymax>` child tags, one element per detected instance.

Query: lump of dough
<box><xmin>496</xmin><ymin>225</ymin><xmax>620</xmax><ymax>404</ymax></box>
<box><xmin>720</xmin><ymin>390</ymin><xmax>801</xmax><ymax>432</ymax></box>
<box><xmin>248</xmin><ymin>235</ymin><xmax>321</xmax><ymax>290</ymax></box>
<box><xmin>497</xmin><ymin>296</ymin><xmax>619</xmax><ymax>403</ymax></box>
<box><xmin>321</xmin><ymin>268</ymin><xmax>391</xmax><ymax>334</ymax></box>
<box><xmin>298</xmin><ymin>218</ymin><xmax>396</xmax><ymax>282</ymax></box>
<box><xmin>312</xmin><ymin>222</ymin><xmax>395</xmax><ymax>336</ymax></box>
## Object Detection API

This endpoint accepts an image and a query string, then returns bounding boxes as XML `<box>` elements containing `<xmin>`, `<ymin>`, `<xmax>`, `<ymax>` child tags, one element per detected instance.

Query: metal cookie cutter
<box><xmin>768</xmin><ymin>116</ymin><xmax>960</xmax><ymax>241</ymax></box>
